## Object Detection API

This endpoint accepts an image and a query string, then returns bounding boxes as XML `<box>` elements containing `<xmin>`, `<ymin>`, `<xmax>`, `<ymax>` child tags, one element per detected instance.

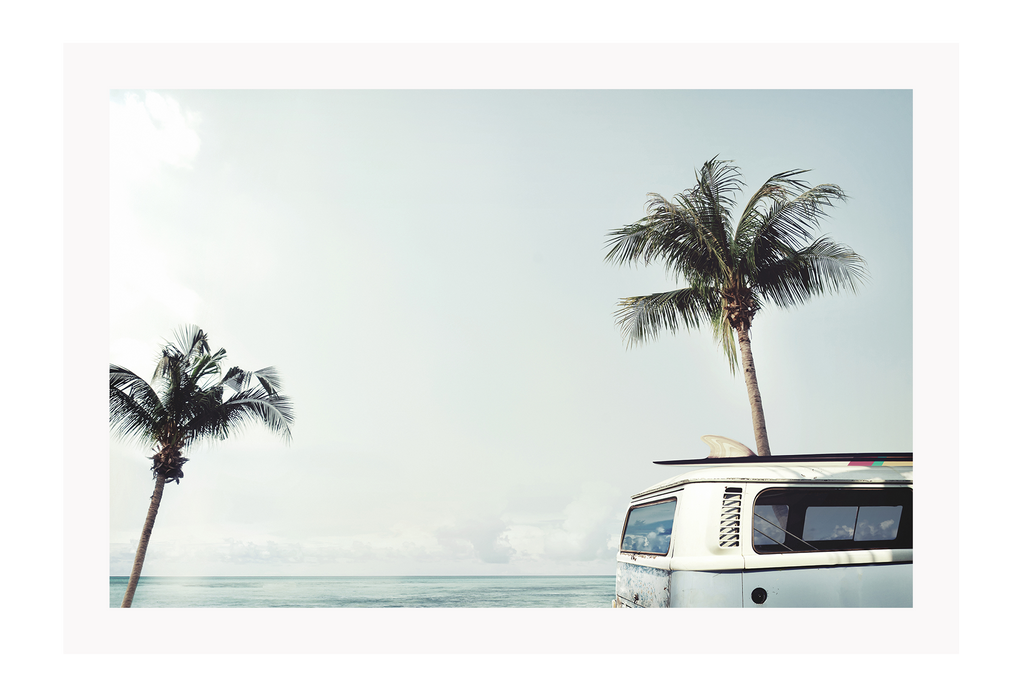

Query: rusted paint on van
<box><xmin>615</xmin><ymin>561</ymin><xmax>670</xmax><ymax>608</ymax></box>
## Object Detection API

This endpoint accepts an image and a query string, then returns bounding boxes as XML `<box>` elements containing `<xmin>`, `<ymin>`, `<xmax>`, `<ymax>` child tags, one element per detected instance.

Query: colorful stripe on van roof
<box><xmin>848</xmin><ymin>460</ymin><xmax>909</xmax><ymax>467</ymax></box>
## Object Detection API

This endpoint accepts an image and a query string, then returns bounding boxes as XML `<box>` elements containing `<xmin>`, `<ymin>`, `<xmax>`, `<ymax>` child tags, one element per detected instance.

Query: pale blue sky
<box><xmin>101</xmin><ymin>84</ymin><xmax>913</xmax><ymax>577</ymax></box>
<box><xmin>109</xmin><ymin>88</ymin><xmax>912</xmax><ymax>576</ymax></box>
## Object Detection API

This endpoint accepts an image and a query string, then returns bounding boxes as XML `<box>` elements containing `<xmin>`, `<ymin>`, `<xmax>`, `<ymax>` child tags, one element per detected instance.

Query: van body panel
<box><xmin>741</xmin><ymin>562</ymin><xmax>912</xmax><ymax>607</ymax></box>
<box><xmin>669</xmin><ymin>571</ymin><xmax>743</xmax><ymax>607</ymax></box>
<box><xmin>742</xmin><ymin>548</ymin><xmax>913</xmax><ymax>570</ymax></box>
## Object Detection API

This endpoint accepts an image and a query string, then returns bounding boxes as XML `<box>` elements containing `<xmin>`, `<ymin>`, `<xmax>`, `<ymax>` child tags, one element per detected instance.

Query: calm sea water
<box><xmin>109</xmin><ymin>576</ymin><xmax>616</xmax><ymax>608</ymax></box>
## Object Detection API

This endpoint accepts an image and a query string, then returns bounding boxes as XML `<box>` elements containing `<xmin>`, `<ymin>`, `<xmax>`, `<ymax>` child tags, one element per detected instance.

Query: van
<box><xmin>613</xmin><ymin>436</ymin><xmax>913</xmax><ymax>608</ymax></box>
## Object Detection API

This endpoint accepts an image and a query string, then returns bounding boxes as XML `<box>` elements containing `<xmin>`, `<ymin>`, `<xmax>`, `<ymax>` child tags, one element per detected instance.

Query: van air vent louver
<box><xmin>719</xmin><ymin>487</ymin><xmax>743</xmax><ymax>548</ymax></box>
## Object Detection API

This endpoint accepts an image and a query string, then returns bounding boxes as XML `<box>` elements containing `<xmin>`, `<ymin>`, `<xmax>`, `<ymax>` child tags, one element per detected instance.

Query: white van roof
<box><xmin>633</xmin><ymin>435</ymin><xmax>913</xmax><ymax>500</ymax></box>
<box><xmin>634</xmin><ymin>463</ymin><xmax>913</xmax><ymax>499</ymax></box>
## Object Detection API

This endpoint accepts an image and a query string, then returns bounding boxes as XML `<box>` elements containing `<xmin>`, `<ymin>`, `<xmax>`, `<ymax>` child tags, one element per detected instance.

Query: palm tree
<box><xmin>109</xmin><ymin>325</ymin><xmax>294</xmax><ymax>607</ymax></box>
<box><xmin>605</xmin><ymin>158</ymin><xmax>866</xmax><ymax>456</ymax></box>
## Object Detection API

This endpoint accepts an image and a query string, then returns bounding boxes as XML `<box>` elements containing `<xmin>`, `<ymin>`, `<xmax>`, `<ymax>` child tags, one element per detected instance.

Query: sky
<box><xmin>108</xmin><ymin>88</ymin><xmax>913</xmax><ymax>577</ymax></box>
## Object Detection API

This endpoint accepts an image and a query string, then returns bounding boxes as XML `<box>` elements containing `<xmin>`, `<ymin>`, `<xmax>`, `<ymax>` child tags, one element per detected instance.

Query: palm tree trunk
<box><xmin>736</xmin><ymin>324</ymin><xmax>771</xmax><ymax>456</ymax></box>
<box><xmin>121</xmin><ymin>476</ymin><xmax>166</xmax><ymax>608</ymax></box>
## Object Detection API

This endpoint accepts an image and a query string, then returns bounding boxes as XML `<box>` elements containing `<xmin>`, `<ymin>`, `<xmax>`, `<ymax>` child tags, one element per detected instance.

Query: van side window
<box><xmin>620</xmin><ymin>499</ymin><xmax>676</xmax><ymax>555</ymax></box>
<box><xmin>752</xmin><ymin>504</ymin><xmax>789</xmax><ymax>547</ymax></box>
<box><xmin>752</xmin><ymin>488</ymin><xmax>911</xmax><ymax>553</ymax></box>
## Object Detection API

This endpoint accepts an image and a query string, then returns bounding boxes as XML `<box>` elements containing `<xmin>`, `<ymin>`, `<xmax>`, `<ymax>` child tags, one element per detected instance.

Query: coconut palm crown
<box><xmin>605</xmin><ymin>158</ymin><xmax>866</xmax><ymax>456</ymax></box>
<box><xmin>109</xmin><ymin>325</ymin><xmax>294</xmax><ymax>606</ymax></box>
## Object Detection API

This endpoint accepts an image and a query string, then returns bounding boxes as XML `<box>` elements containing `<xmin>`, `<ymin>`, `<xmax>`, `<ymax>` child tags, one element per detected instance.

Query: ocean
<box><xmin>109</xmin><ymin>575</ymin><xmax>616</xmax><ymax>608</ymax></box>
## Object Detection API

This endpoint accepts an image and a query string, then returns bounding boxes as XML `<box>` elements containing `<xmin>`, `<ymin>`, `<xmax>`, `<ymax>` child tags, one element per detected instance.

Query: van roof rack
<box><xmin>653</xmin><ymin>435</ymin><xmax>912</xmax><ymax>466</ymax></box>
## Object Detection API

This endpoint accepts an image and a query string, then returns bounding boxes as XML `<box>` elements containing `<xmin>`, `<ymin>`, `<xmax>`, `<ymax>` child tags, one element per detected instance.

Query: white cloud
<box><xmin>109</xmin><ymin>91</ymin><xmax>206</xmax><ymax>332</ymax></box>
<box><xmin>110</xmin><ymin>91</ymin><xmax>201</xmax><ymax>183</ymax></box>
<box><xmin>498</xmin><ymin>482</ymin><xmax>624</xmax><ymax>564</ymax></box>
<box><xmin>436</xmin><ymin>518</ymin><xmax>515</xmax><ymax>564</ymax></box>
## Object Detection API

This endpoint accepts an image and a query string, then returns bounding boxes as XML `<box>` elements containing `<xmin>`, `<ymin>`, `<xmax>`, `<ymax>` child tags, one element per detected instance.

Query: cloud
<box><xmin>494</xmin><ymin>482</ymin><xmax>624</xmax><ymax>564</ymax></box>
<box><xmin>436</xmin><ymin>518</ymin><xmax>515</xmax><ymax>564</ymax></box>
<box><xmin>110</xmin><ymin>91</ymin><xmax>201</xmax><ymax>182</ymax></box>
<box><xmin>109</xmin><ymin>91</ymin><xmax>206</xmax><ymax>329</ymax></box>
<box><xmin>537</xmin><ymin>482</ymin><xmax>623</xmax><ymax>561</ymax></box>
<box><xmin>427</xmin><ymin>483</ymin><xmax>622</xmax><ymax>567</ymax></box>
<box><xmin>110</xmin><ymin>480</ymin><xmax>626</xmax><ymax>575</ymax></box>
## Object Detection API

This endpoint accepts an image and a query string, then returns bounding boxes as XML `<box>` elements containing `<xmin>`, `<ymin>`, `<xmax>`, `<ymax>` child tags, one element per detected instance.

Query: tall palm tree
<box><xmin>605</xmin><ymin>158</ymin><xmax>866</xmax><ymax>456</ymax></box>
<box><xmin>109</xmin><ymin>325</ymin><xmax>294</xmax><ymax>607</ymax></box>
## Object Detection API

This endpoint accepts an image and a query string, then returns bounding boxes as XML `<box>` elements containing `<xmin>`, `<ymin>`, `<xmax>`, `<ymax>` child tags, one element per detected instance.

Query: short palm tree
<box><xmin>109</xmin><ymin>326</ymin><xmax>294</xmax><ymax>607</ymax></box>
<box><xmin>605</xmin><ymin>158</ymin><xmax>866</xmax><ymax>456</ymax></box>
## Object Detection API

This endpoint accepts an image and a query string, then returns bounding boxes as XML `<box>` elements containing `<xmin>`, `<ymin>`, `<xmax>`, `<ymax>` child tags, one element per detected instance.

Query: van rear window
<box><xmin>621</xmin><ymin>499</ymin><xmax>676</xmax><ymax>555</ymax></box>
<box><xmin>752</xmin><ymin>488</ymin><xmax>911</xmax><ymax>553</ymax></box>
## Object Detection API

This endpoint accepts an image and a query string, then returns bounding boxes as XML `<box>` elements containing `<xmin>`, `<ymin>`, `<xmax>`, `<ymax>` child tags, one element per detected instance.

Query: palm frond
<box><xmin>664</xmin><ymin>194</ymin><xmax>730</xmax><ymax>281</ymax></box>
<box><xmin>613</xmin><ymin>287</ymin><xmax>717</xmax><ymax>348</ymax></box>
<box><xmin>172</xmin><ymin>325</ymin><xmax>210</xmax><ymax>359</ymax></box>
<box><xmin>109</xmin><ymin>365</ymin><xmax>163</xmax><ymax>446</ymax></box>
<box><xmin>253</xmin><ymin>367</ymin><xmax>284</xmax><ymax>396</ymax></box>
<box><xmin>598</xmin><ymin>157</ymin><xmax>745</xmax><ymax>282</ymax></box>
<box><xmin>221</xmin><ymin>366</ymin><xmax>248</xmax><ymax>392</ymax></box>
<box><xmin>604</xmin><ymin>225</ymin><xmax>658</xmax><ymax>269</ymax></box>
<box><xmin>755</xmin><ymin>237</ymin><xmax>867</xmax><ymax>308</ymax></box>
<box><xmin>111</xmin><ymin>326</ymin><xmax>294</xmax><ymax>460</ymax></box>
<box><xmin>184</xmin><ymin>382</ymin><xmax>294</xmax><ymax>442</ymax></box>
<box><xmin>738</xmin><ymin>181</ymin><xmax>848</xmax><ymax>256</ymax></box>
<box><xmin>186</xmin><ymin>350</ymin><xmax>225</xmax><ymax>388</ymax></box>
<box><xmin>152</xmin><ymin>347</ymin><xmax>181</xmax><ymax>386</ymax></box>
<box><xmin>219</xmin><ymin>365</ymin><xmax>283</xmax><ymax>395</ymax></box>
<box><xmin>692</xmin><ymin>157</ymin><xmax>743</xmax><ymax>240</ymax></box>
<box><xmin>216</xmin><ymin>388</ymin><xmax>295</xmax><ymax>443</ymax></box>
<box><xmin>110</xmin><ymin>364</ymin><xmax>155</xmax><ymax>398</ymax></box>
<box><xmin>709</xmin><ymin>307</ymin><xmax>740</xmax><ymax>374</ymax></box>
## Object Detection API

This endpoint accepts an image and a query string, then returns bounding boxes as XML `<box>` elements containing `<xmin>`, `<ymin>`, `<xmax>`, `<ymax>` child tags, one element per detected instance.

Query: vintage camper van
<box><xmin>614</xmin><ymin>436</ymin><xmax>913</xmax><ymax>608</ymax></box>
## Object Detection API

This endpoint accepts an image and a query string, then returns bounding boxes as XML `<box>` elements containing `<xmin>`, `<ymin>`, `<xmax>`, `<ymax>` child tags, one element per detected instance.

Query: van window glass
<box><xmin>621</xmin><ymin>499</ymin><xmax>676</xmax><ymax>555</ymax></box>
<box><xmin>805</xmin><ymin>506</ymin><xmax>858</xmax><ymax>540</ymax></box>
<box><xmin>753</xmin><ymin>505</ymin><xmax>788</xmax><ymax>547</ymax></box>
<box><xmin>752</xmin><ymin>488</ymin><xmax>911</xmax><ymax>553</ymax></box>
<box><xmin>855</xmin><ymin>506</ymin><xmax>903</xmax><ymax>541</ymax></box>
